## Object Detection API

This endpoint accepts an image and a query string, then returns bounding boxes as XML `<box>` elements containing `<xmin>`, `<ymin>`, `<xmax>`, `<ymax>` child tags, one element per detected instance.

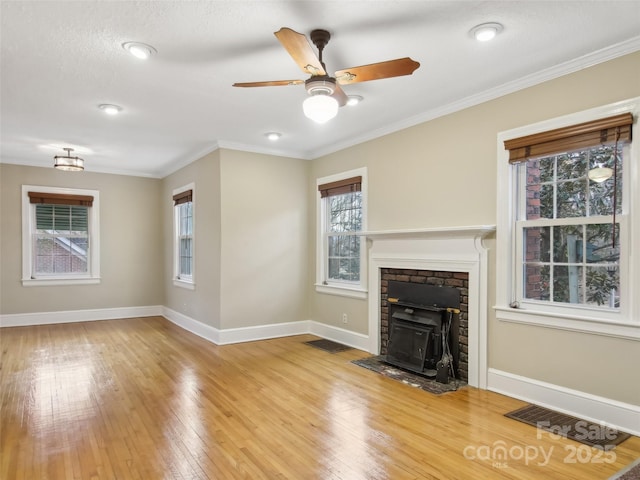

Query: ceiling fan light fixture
<box><xmin>122</xmin><ymin>41</ymin><xmax>156</xmax><ymax>60</ymax></box>
<box><xmin>470</xmin><ymin>22</ymin><xmax>503</xmax><ymax>42</ymax></box>
<box><xmin>588</xmin><ymin>164</ymin><xmax>614</xmax><ymax>183</ymax></box>
<box><xmin>303</xmin><ymin>94</ymin><xmax>339</xmax><ymax>124</ymax></box>
<box><xmin>54</xmin><ymin>147</ymin><xmax>84</xmax><ymax>171</ymax></box>
<box><xmin>304</xmin><ymin>77</ymin><xmax>339</xmax><ymax>123</ymax></box>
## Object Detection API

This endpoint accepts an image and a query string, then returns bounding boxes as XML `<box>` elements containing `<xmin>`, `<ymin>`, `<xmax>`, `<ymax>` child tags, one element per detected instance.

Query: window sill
<box><xmin>22</xmin><ymin>277</ymin><xmax>101</xmax><ymax>287</ymax></box>
<box><xmin>494</xmin><ymin>305</ymin><xmax>640</xmax><ymax>340</ymax></box>
<box><xmin>315</xmin><ymin>283</ymin><xmax>367</xmax><ymax>300</ymax></box>
<box><xmin>173</xmin><ymin>279</ymin><xmax>195</xmax><ymax>290</ymax></box>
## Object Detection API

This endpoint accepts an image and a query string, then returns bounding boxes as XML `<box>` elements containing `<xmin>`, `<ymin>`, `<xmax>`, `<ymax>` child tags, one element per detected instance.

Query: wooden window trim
<box><xmin>28</xmin><ymin>191</ymin><xmax>93</xmax><ymax>207</ymax></box>
<box><xmin>318</xmin><ymin>176</ymin><xmax>362</xmax><ymax>198</ymax></box>
<box><xmin>173</xmin><ymin>189</ymin><xmax>193</xmax><ymax>205</ymax></box>
<box><xmin>504</xmin><ymin>113</ymin><xmax>633</xmax><ymax>164</ymax></box>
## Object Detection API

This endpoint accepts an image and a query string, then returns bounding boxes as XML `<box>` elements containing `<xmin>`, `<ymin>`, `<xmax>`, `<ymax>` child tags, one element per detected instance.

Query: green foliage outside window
<box><xmin>523</xmin><ymin>145</ymin><xmax>621</xmax><ymax>308</ymax></box>
<box><xmin>327</xmin><ymin>191</ymin><xmax>362</xmax><ymax>282</ymax></box>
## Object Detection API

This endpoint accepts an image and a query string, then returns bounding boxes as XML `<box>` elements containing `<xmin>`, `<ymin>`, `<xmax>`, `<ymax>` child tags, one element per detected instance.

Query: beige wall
<box><xmin>0</xmin><ymin>164</ymin><xmax>163</xmax><ymax>313</ymax></box>
<box><xmin>219</xmin><ymin>149</ymin><xmax>309</xmax><ymax>329</ymax></box>
<box><xmin>309</xmin><ymin>52</ymin><xmax>640</xmax><ymax>404</ymax></box>
<box><xmin>1</xmin><ymin>146</ymin><xmax>309</xmax><ymax>335</ymax></box>
<box><xmin>162</xmin><ymin>150</ymin><xmax>222</xmax><ymax>329</ymax></box>
<box><xmin>160</xmin><ymin>148</ymin><xmax>309</xmax><ymax>331</ymax></box>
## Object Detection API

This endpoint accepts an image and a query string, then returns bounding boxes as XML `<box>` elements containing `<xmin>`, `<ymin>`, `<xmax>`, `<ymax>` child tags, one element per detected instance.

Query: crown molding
<box><xmin>309</xmin><ymin>36</ymin><xmax>640</xmax><ymax>159</ymax></box>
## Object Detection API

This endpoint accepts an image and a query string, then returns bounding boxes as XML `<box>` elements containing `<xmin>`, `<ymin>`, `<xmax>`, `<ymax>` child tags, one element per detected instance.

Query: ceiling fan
<box><xmin>233</xmin><ymin>28</ymin><xmax>420</xmax><ymax>123</ymax></box>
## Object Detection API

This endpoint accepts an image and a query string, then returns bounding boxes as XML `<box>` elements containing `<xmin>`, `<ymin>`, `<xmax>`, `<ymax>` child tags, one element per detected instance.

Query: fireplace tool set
<box><xmin>435</xmin><ymin>308</ymin><xmax>460</xmax><ymax>384</ymax></box>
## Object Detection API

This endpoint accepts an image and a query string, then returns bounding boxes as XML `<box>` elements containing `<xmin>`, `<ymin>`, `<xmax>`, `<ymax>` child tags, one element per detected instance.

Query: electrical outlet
<box><xmin>342</xmin><ymin>313</ymin><xmax>348</xmax><ymax>324</ymax></box>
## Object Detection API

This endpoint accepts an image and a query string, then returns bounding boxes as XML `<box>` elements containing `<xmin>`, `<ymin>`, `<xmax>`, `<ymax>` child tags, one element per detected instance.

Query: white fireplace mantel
<box><xmin>366</xmin><ymin>224</ymin><xmax>495</xmax><ymax>389</ymax></box>
<box><xmin>362</xmin><ymin>225</ymin><xmax>496</xmax><ymax>240</ymax></box>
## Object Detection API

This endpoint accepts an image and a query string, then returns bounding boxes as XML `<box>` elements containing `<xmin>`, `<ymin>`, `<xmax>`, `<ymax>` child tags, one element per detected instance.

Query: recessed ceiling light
<box><xmin>99</xmin><ymin>104</ymin><xmax>122</xmax><ymax>115</ymax></box>
<box><xmin>122</xmin><ymin>41</ymin><xmax>157</xmax><ymax>60</ymax></box>
<box><xmin>469</xmin><ymin>22</ymin><xmax>503</xmax><ymax>42</ymax></box>
<box><xmin>347</xmin><ymin>95</ymin><xmax>363</xmax><ymax>106</ymax></box>
<box><xmin>265</xmin><ymin>132</ymin><xmax>282</xmax><ymax>141</ymax></box>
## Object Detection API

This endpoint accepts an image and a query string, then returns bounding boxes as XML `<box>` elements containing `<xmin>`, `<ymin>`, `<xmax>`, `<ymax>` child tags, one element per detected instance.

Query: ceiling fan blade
<box><xmin>335</xmin><ymin>57</ymin><xmax>420</xmax><ymax>85</ymax></box>
<box><xmin>332</xmin><ymin>84</ymin><xmax>348</xmax><ymax>107</ymax></box>
<box><xmin>274</xmin><ymin>27</ymin><xmax>326</xmax><ymax>76</ymax></box>
<box><xmin>233</xmin><ymin>80</ymin><xmax>304</xmax><ymax>87</ymax></box>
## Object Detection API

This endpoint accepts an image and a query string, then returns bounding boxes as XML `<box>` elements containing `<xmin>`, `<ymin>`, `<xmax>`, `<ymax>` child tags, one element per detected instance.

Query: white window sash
<box><xmin>177</xmin><ymin>232</ymin><xmax>193</xmax><ymax>280</ymax></box>
<box><xmin>33</xmin><ymin>231</ymin><xmax>90</xmax><ymax>276</ymax></box>
<box><xmin>514</xmin><ymin>216</ymin><xmax>627</xmax><ymax>319</ymax></box>
<box><xmin>324</xmin><ymin>236</ymin><xmax>364</xmax><ymax>284</ymax></box>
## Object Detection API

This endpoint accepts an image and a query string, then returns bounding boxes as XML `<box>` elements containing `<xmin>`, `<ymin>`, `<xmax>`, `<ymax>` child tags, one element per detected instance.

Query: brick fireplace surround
<box><xmin>366</xmin><ymin>226</ymin><xmax>495</xmax><ymax>389</ymax></box>
<box><xmin>380</xmin><ymin>268</ymin><xmax>470</xmax><ymax>382</ymax></box>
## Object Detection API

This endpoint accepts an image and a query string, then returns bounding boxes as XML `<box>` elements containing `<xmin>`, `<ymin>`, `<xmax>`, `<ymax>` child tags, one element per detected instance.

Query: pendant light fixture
<box><xmin>53</xmin><ymin>147</ymin><xmax>84</xmax><ymax>171</ymax></box>
<box><xmin>588</xmin><ymin>128</ymin><xmax>620</xmax><ymax>183</ymax></box>
<box><xmin>587</xmin><ymin>164</ymin><xmax>613</xmax><ymax>183</ymax></box>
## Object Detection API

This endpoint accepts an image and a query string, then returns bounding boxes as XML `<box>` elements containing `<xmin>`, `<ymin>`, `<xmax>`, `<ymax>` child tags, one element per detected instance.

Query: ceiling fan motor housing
<box><xmin>310</xmin><ymin>29</ymin><xmax>331</xmax><ymax>50</ymax></box>
<box><xmin>305</xmin><ymin>76</ymin><xmax>336</xmax><ymax>96</ymax></box>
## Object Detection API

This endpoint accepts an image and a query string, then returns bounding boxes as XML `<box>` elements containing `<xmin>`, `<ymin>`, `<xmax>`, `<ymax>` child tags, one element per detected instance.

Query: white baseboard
<box><xmin>488</xmin><ymin>368</ymin><xmax>640</xmax><ymax>437</ymax></box>
<box><xmin>162</xmin><ymin>307</ymin><xmax>221</xmax><ymax>344</ymax></box>
<box><xmin>0</xmin><ymin>305</ymin><xmax>372</xmax><ymax>354</ymax></box>
<box><xmin>161</xmin><ymin>308</ymin><xmax>370</xmax><ymax>350</ymax></box>
<box><xmin>308</xmin><ymin>321</ymin><xmax>370</xmax><ymax>351</ymax></box>
<box><xmin>162</xmin><ymin>308</ymin><xmax>308</xmax><ymax>345</ymax></box>
<box><xmin>0</xmin><ymin>305</ymin><xmax>163</xmax><ymax>327</ymax></box>
<box><xmin>217</xmin><ymin>320</ymin><xmax>310</xmax><ymax>345</ymax></box>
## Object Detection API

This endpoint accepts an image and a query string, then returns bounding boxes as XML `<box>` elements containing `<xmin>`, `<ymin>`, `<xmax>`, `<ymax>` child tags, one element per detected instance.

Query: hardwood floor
<box><xmin>1</xmin><ymin>316</ymin><xmax>638</xmax><ymax>479</ymax></box>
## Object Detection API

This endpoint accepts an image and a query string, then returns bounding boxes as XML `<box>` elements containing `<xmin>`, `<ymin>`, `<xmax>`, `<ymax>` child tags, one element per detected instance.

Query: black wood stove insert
<box><xmin>385</xmin><ymin>281</ymin><xmax>460</xmax><ymax>382</ymax></box>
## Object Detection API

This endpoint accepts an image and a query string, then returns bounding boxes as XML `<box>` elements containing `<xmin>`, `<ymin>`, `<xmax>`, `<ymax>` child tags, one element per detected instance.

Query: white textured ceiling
<box><xmin>1</xmin><ymin>1</ymin><xmax>639</xmax><ymax>178</ymax></box>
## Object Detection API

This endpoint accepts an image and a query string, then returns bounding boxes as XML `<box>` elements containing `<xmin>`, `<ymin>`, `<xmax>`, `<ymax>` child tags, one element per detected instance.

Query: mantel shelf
<box><xmin>361</xmin><ymin>225</ymin><xmax>496</xmax><ymax>240</ymax></box>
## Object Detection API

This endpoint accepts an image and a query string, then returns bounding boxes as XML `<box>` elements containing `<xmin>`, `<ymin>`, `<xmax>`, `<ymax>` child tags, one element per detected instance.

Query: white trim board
<box><xmin>162</xmin><ymin>307</ymin><xmax>370</xmax><ymax>350</ymax></box>
<box><xmin>488</xmin><ymin>368</ymin><xmax>640</xmax><ymax>437</ymax></box>
<box><xmin>162</xmin><ymin>307</ymin><xmax>221</xmax><ymax>344</ymax></box>
<box><xmin>0</xmin><ymin>306</ymin><xmax>163</xmax><ymax>327</ymax></box>
<box><xmin>218</xmin><ymin>320</ymin><xmax>309</xmax><ymax>345</ymax></box>
<box><xmin>0</xmin><ymin>305</ymin><xmax>371</xmax><ymax>352</ymax></box>
<box><xmin>308</xmin><ymin>321</ymin><xmax>370</xmax><ymax>351</ymax></box>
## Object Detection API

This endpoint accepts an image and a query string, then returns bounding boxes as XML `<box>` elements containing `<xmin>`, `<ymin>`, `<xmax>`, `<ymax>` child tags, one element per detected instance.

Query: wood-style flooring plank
<box><xmin>1</xmin><ymin>316</ymin><xmax>638</xmax><ymax>479</ymax></box>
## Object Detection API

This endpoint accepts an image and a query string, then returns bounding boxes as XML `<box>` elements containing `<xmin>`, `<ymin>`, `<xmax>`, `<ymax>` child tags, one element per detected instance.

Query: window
<box><xmin>518</xmin><ymin>144</ymin><xmax>623</xmax><ymax>308</ymax></box>
<box><xmin>173</xmin><ymin>184</ymin><xmax>194</xmax><ymax>289</ymax></box>
<box><xmin>496</xmin><ymin>98</ymin><xmax>639</xmax><ymax>336</ymax></box>
<box><xmin>316</xmin><ymin>168</ymin><xmax>367</xmax><ymax>298</ymax></box>
<box><xmin>22</xmin><ymin>186</ymin><xmax>100</xmax><ymax>285</ymax></box>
